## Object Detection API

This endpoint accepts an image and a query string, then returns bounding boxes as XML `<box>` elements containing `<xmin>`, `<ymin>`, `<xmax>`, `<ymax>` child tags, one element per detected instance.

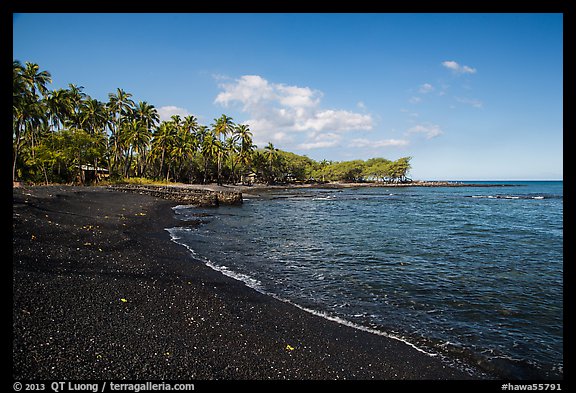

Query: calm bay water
<box><xmin>167</xmin><ymin>181</ymin><xmax>563</xmax><ymax>379</ymax></box>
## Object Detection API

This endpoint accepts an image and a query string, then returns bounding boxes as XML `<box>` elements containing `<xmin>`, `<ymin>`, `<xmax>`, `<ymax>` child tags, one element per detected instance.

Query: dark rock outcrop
<box><xmin>109</xmin><ymin>185</ymin><xmax>243</xmax><ymax>207</ymax></box>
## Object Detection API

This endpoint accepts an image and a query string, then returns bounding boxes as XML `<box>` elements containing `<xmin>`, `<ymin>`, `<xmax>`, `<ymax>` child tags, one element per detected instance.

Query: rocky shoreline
<box><xmin>301</xmin><ymin>180</ymin><xmax>520</xmax><ymax>188</ymax></box>
<box><xmin>109</xmin><ymin>184</ymin><xmax>243</xmax><ymax>206</ymax></box>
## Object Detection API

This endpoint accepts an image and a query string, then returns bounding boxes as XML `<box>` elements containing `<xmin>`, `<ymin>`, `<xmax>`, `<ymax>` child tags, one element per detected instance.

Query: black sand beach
<box><xmin>13</xmin><ymin>186</ymin><xmax>481</xmax><ymax>380</ymax></box>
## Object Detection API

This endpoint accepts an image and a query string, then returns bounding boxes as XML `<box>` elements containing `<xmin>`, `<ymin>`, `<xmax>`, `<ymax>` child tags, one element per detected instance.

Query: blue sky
<box><xmin>13</xmin><ymin>13</ymin><xmax>563</xmax><ymax>180</ymax></box>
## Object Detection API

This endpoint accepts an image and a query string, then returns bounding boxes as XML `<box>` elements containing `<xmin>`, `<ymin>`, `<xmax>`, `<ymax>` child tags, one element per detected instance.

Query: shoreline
<box><xmin>104</xmin><ymin>180</ymin><xmax>524</xmax><ymax>203</ymax></box>
<box><xmin>13</xmin><ymin>185</ymin><xmax>489</xmax><ymax>380</ymax></box>
<box><xmin>13</xmin><ymin>179</ymin><xmax>525</xmax><ymax>204</ymax></box>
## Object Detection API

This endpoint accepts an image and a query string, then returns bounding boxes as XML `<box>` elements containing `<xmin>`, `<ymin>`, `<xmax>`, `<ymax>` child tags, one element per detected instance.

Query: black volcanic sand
<box><xmin>13</xmin><ymin>186</ymin><xmax>483</xmax><ymax>380</ymax></box>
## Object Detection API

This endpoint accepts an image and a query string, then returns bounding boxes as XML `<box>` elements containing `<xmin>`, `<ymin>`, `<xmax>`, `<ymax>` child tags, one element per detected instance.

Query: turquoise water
<box><xmin>168</xmin><ymin>181</ymin><xmax>563</xmax><ymax>379</ymax></box>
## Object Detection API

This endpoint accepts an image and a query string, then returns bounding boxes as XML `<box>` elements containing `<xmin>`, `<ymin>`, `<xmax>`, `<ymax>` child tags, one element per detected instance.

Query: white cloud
<box><xmin>419</xmin><ymin>83</ymin><xmax>434</xmax><ymax>94</ymax></box>
<box><xmin>214</xmin><ymin>75</ymin><xmax>373</xmax><ymax>150</ymax></box>
<box><xmin>157</xmin><ymin>106</ymin><xmax>192</xmax><ymax>122</ymax></box>
<box><xmin>455</xmin><ymin>96</ymin><xmax>483</xmax><ymax>109</ymax></box>
<box><xmin>295</xmin><ymin>109</ymin><xmax>373</xmax><ymax>133</ymax></box>
<box><xmin>276</xmin><ymin>84</ymin><xmax>320</xmax><ymax>108</ymax></box>
<box><xmin>441</xmin><ymin>60</ymin><xmax>477</xmax><ymax>75</ymax></box>
<box><xmin>409</xmin><ymin>96</ymin><xmax>422</xmax><ymax>104</ymax></box>
<box><xmin>350</xmin><ymin>138</ymin><xmax>410</xmax><ymax>148</ymax></box>
<box><xmin>297</xmin><ymin>133</ymin><xmax>342</xmax><ymax>150</ymax></box>
<box><xmin>215</xmin><ymin>75</ymin><xmax>276</xmax><ymax>111</ymax></box>
<box><xmin>407</xmin><ymin>123</ymin><xmax>443</xmax><ymax>139</ymax></box>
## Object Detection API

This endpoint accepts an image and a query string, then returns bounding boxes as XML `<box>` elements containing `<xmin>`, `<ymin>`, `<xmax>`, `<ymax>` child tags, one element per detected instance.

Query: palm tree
<box><xmin>182</xmin><ymin>115</ymin><xmax>199</xmax><ymax>138</ymax></box>
<box><xmin>133</xmin><ymin>101</ymin><xmax>159</xmax><ymax>176</ymax></box>
<box><xmin>195</xmin><ymin>125</ymin><xmax>210</xmax><ymax>183</ymax></box>
<box><xmin>224</xmin><ymin>136</ymin><xmax>239</xmax><ymax>183</ymax></box>
<box><xmin>44</xmin><ymin>88</ymin><xmax>73</xmax><ymax>133</ymax></box>
<box><xmin>165</xmin><ymin>116</ymin><xmax>196</xmax><ymax>182</ymax></box>
<box><xmin>161</xmin><ymin>115</ymin><xmax>185</xmax><ymax>181</ymax></box>
<box><xmin>212</xmin><ymin>114</ymin><xmax>235</xmax><ymax>141</ymax></box>
<box><xmin>200</xmin><ymin>130</ymin><xmax>220</xmax><ymax>184</ymax></box>
<box><xmin>211</xmin><ymin>114</ymin><xmax>235</xmax><ymax>185</ymax></box>
<box><xmin>151</xmin><ymin>121</ymin><xmax>177</xmax><ymax>180</ymax></box>
<box><xmin>39</xmin><ymin>90</ymin><xmax>72</xmax><ymax>183</ymax></box>
<box><xmin>264</xmin><ymin>142</ymin><xmax>279</xmax><ymax>184</ymax></box>
<box><xmin>233</xmin><ymin>124</ymin><xmax>254</xmax><ymax>184</ymax></box>
<box><xmin>170</xmin><ymin>114</ymin><xmax>182</xmax><ymax>126</ymax></box>
<box><xmin>107</xmin><ymin>88</ymin><xmax>134</xmax><ymax>176</ymax></box>
<box><xmin>318</xmin><ymin>159</ymin><xmax>332</xmax><ymax>182</ymax></box>
<box><xmin>251</xmin><ymin>150</ymin><xmax>267</xmax><ymax>183</ymax></box>
<box><xmin>80</xmin><ymin>98</ymin><xmax>108</xmax><ymax>134</ymax></box>
<box><xmin>13</xmin><ymin>60</ymin><xmax>25</xmax><ymax>103</ymax></box>
<box><xmin>12</xmin><ymin>61</ymin><xmax>52</xmax><ymax>182</ymax></box>
<box><xmin>178</xmin><ymin>116</ymin><xmax>200</xmax><ymax>180</ymax></box>
<box><xmin>74</xmin><ymin>97</ymin><xmax>108</xmax><ymax>179</ymax></box>
<box><xmin>20</xmin><ymin>61</ymin><xmax>52</xmax><ymax>98</ymax></box>
<box><xmin>21</xmin><ymin>62</ymin><xmax>52</xmax><ymax>159</ymax></box>
<box><xmin>22</xmin><ymin>100</ymin><xmax>48</xmax><ymax>164</ymax></box>
<box><xmin>134</xmin><ymin>101</ymin><xmax>159</xmax><ymax>125</ymax></box>
<box><xmin>121</xmin><ymin>118</ymin><xmax>152</xmax><ymax>178</ymax></box>
<box><xmin>65</xmin><ymin>84</ymin><xmax>87</xmax><ymax>129</ymax></box>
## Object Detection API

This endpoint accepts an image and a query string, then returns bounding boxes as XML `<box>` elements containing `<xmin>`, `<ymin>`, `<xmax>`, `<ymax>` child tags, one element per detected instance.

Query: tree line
<box><xmin>13</xmin><ymin>60</ymin><xmax>412</xmax><ymax>185</ymax></box>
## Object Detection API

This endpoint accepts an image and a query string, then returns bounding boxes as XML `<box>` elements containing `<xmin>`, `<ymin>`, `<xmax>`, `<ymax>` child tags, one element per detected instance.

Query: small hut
<box><xmin>79</xmin><ymin>164</ymin><xmax>109</xmax><ymax>184</ymax></box>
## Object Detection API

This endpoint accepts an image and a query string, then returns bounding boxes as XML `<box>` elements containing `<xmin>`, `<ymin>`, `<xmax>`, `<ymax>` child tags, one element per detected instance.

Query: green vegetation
<box><xmin>13</xmin><ymin>60</ymin><xmax>412</xmax><ymax>185</ymax></box>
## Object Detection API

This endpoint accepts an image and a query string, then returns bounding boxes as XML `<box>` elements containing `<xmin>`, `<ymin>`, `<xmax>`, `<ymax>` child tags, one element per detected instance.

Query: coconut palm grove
<box><xmin>13</xmin><ymin>60</ymin><xmax>412</xmax><ymax>186</ymax></box>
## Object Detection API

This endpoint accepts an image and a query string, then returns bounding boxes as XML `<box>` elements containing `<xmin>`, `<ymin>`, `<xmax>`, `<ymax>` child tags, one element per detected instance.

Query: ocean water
<box><xmin>167</xmin><ymin>181</ymin><xmax>563</xmax><ymax>379</ymax></box>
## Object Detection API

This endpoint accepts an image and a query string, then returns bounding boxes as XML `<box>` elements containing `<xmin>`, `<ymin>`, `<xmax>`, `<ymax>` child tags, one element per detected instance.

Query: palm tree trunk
<box><xmin>217</xmin><ymin>154</ymin><xmax>221</xmax><ymax>185</ymax></box>
<box><xmin>124</xmin><ymin>147</ymin><xmax>133</xmax><ymax>178</ymax></box>
<box><xmin>166</xmin><ymin>162</ymin><xmax>171</xmax><ymax>182</ymax></box>
<box><xmin>159</xmin><ymin>147</ymin><xmax>166</xmax><ymax>180</ymax></box>
<box><xmin>203</xmin><ymin>159</ymin><xmax>209</xmax><ymax>184</ymax></box>
<box><xmin>13</xmin><ymin>147</ymin><xmax>19</xmax><ymax>183</ymax></box>
<box><xmin>13</xmin><ymin>122</ymin><xmax>24</xmax><ymax>182</ymax></box>
<box><xmin>94</xmin><ymin>157</ymin><xmax>100</xmax><ymax>184</ymax></box>
<box><xmin>137</xmin><ymin>148</ymin><xmax>145</xmax><ymax>178</ymax></box>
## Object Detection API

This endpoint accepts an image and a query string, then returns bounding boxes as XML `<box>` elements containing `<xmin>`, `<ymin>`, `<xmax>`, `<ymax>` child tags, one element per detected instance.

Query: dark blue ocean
<box><xmin>167</xmin><ymin>181</ymin><xmax>563</xmax><ymax>379</ymax></box>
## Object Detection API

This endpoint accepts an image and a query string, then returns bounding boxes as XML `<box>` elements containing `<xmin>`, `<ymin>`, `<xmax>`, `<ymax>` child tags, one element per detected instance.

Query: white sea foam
<box><xmin>312</xmin><ymin>195</ymin><xmax>335</xmax><ymax>201</ymax></box>
<box><xmin>166</xmin><ymin>228</ymin><xmax>264</xmax><ymax>292</ymax></box>
<box><xmin>172</xmin><ymin>204</ymin><xmax>196</xmax><ymax>210</ymax></box>
<box><xmin>166</xmin><ymin>228</ymin><xmax>196</xmax><ymax>255</ymax></box>
<box><xmin>204</xmin><ymin>260</ymin><xmax>263</xmax><ymax>291</ymax></box>
<box><xmin>275</xmin><ymin>297</ymin><xmax>438</xmax><ymax>357</ymax></box>
<box><xmin>165</xmin><ymin>226</ymin><xmax>438</xmax><ymax>358</ymax></box>
<box><xmin>469</xmin><ymin>195</ymin><xmax>545</xmax><ymax>200</ymax></box>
